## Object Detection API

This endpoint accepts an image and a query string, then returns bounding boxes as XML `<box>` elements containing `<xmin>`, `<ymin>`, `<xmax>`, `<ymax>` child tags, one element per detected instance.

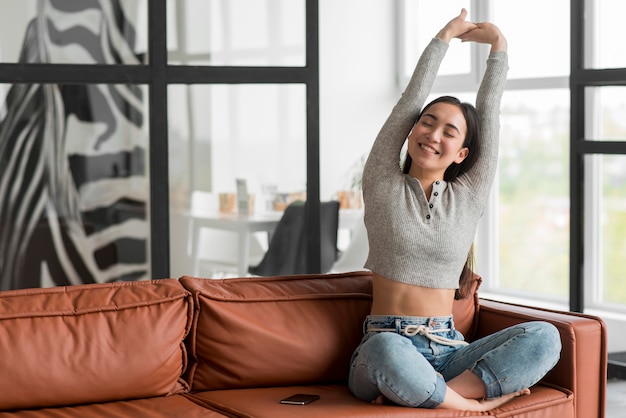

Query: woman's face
<box><xmin>406</xmin><ymin>102</ymin><xmax>469</xmax><ymax>179</ymax></box>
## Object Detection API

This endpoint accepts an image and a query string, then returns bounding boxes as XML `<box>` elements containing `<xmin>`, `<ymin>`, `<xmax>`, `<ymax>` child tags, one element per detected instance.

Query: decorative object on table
<box><xmin>236</xmin><ymin>178</ymin><xmax>253</xmax><ymax>215</ymax></box>
<box><xmin>261</xmin><ymin>184</ymin><xmax>278</xmax><ymax>212</ymax></box>
<box><xmin>272</xmin><ymin>191</ymin><xmax>307</xmax><ymax>211</ymax></box>
<box><xmin>337</xmin><ymin>190</ymin><xmax>363</xmax><ymax>210</ymax></box>
<box><xmin>219</xmin><ymin>193</ymin><xmax>237</xmax><ymax>214</ymax></box>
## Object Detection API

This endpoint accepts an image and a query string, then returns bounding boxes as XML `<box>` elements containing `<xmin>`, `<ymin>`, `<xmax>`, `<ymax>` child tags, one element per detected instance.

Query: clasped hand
<box><xmin>436</xmin><ymin>8</ymin><xmax>507</xmax><ymax>52</ymax></box>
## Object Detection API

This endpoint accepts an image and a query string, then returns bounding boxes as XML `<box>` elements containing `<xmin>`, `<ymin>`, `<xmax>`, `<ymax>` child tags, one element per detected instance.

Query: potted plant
<box><xmin>337</xmin><ymin>154</ymin><xmax>366</xmax><ymax>209</ymax></box>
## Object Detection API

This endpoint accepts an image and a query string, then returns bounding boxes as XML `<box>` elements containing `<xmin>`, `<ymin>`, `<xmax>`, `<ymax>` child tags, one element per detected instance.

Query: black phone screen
<box><xmin>279</xmin><ymin>394</ymin><xmax>320</xmax><ymax>405</ymax></box>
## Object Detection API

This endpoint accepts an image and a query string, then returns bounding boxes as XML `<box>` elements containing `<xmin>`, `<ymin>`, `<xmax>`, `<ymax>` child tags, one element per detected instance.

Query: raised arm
<box><xmin>456</xmin><ymin>22</ymin><xmax>509</xmax><ymax>200</ymax></box>
<box><xmin>363</xmin><ymin>9</ymin><xmax>477</xmax><ymax>188</ymax></box>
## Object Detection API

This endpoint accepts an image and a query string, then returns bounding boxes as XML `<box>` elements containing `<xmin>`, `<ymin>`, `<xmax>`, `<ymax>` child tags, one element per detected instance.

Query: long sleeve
<box><xmin>455</xmin><ymin>50</ymin><xmax>509</xmax><ymax>202</ymax></box>
<box><xmin>362</xmin><ymin>38</ymin><xmax>449</xmax><ymax>192</ymax></box>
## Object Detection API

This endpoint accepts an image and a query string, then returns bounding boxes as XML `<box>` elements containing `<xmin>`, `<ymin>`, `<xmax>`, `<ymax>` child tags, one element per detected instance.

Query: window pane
<box><xmin>598</xmin><ymin>155</ymin><xmax>626</xmax><ymax>306</ymax></box>
<box><xmin>492</xmin><ymin>0</ymin><xmax>569</xmax><ymax>78</ymax></box>
<box><xmin>585</xmin><ymin>0</ymin><xmax>626</xmax><ymax>69</ymax></box>
<box><xmin>585</xmin><ymin>155</ymin><xmax>626</xmax><ymax>309</ymax></box>
<box><xmin>585</xmin><ymin>87</ymin><xmax>626</xmax><ymax>141</ymax></box>
<box><xmin>402</xmin><ymin>0</ymin><xmax>472</xmax><ymax>78</ymax></box>
<box><xmin>496</xmin><ymin>89</ymin><xmax>570</xmax><ymax>299</ymax></box>
<box><xmin>169</xmin><ymin>0</ymin><xmax>305</xmax><ymax>66</ymax></box>
<box><xmin>168</xmin><ymin>84</ymin><xmax>306</xmax><ymax>277</ymax></box>
<box><xmin>0</xmin><ymin>0</ymin><xmax>147</xmax><ymax>64</ymax></box>
<box><xmin>0</xmin><ymin>82</ymin><xmax>150</xmax><ymax>289</ymax></box>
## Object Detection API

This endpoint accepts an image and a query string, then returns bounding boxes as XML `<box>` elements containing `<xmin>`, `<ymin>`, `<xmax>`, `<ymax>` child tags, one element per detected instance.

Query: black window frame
<box><xmin>569</xmin><ymin>0</ymin><xmax>626</xmax><ymax>312</ymax></box>
<box><xmin>0</xmin><ymin>0</ymin><xmax>322</xmax><ymax>280</ymax></box>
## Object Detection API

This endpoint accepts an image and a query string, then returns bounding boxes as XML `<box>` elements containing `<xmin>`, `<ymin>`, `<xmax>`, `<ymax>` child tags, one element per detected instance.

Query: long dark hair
<box><xmin>455</xmin><ymin>244</ymin><xmax>475</xmax><ymax>300</ymax></box>
<box><xmin>402</xmin><ymin>96</ymin><xmax>481</xmax><ymax>299</ymax></box>
<box><xmin>402</xmin><ymin>96</ymin><xmax>481</xmax><ymax>182</ymax></box>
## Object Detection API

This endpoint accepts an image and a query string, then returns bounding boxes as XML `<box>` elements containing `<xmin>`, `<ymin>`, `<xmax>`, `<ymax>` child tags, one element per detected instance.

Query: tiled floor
<box><xmin>607</xmin><ymin>378</ymin><xmax>626</xmax><ymax>417</ymax></box>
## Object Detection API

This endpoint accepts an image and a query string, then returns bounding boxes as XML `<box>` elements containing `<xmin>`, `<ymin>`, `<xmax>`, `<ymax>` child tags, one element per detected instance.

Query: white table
<box><xmin>187</xmin><ymin>209</ymin><xmax>363</xmax><ymax>277</ymax></box>
<box><xmin>188</xmin><ymin>211</ymin><xmax>282</xmax><ymax>276</ymax></box>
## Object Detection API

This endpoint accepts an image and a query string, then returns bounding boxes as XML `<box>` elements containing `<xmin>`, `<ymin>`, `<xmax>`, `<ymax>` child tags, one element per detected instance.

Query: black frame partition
<box><xmin>164</xmin><ymin>1</ymin><xmax>323</xmax><ymax>277</ymax></box>
<box><xmin>0</xmin><ymin>0</ymin><xmax>321</xmax><ymax>282</ymax></box>
<box><xmin>161</xmin><ymin>1</ymin><xmax>321</xmax><ymax>276</ymax></box>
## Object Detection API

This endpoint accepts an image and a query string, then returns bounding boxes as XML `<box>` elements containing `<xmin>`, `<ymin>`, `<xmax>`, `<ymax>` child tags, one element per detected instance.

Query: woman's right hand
<box><xmin>458</xmin><ymin>22</ymin><xmax>508</xmax><ymax>52</ymax></box>
<box><xmin>436</xmin><ymin>8</ymin><xmax>477</xmax><ymax>43</ymax></box>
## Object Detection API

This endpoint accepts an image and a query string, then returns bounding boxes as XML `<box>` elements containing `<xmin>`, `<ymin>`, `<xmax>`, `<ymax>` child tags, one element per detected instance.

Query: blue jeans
<box><xmin>348</xmin><ymin>315</ymin><xmax>561</xmax><ymax>408</ymax></box>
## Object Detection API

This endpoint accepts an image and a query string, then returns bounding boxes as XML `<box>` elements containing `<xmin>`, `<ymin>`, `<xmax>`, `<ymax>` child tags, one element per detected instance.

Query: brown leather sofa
<box><xmin>0</xmin><ymin>271</ymin><xmax>607</xmax><ymax>417</ymax></box>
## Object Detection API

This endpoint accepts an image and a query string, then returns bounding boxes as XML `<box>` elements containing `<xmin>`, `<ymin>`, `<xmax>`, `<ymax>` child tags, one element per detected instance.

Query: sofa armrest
<box><xmin>476</xmin><ymin>298</ymin><xmax>607</xmax><ymax>418</ymax></box>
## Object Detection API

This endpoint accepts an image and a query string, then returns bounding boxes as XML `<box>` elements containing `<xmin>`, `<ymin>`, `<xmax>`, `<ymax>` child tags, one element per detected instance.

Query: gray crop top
<box><xmin>362</xmin><ymin>37</ymin><xmax>508</xmax><ymax>289</ymax></box>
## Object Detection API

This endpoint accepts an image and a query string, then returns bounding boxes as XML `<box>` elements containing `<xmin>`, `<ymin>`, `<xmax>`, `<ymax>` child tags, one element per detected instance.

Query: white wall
<box><xmin>319</xmin><ymin>0</ymin><xmax>398</xmax><ymax>199</ymax></box>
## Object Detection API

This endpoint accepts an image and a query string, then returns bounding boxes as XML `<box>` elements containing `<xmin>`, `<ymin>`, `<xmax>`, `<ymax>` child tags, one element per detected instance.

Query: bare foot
<box><xmin>440</xmin><ymin>386</ymin><xmax>530</xmax><ymax>411</ymax></box>
<box><xmin>473</xmin><ymin>388</ymin><xmax>531</xmax><ymax>411</ymax></box>
<box><xmin>372</xmin><ymin>387</ymin><xmax>530</xmax><ymax>410</ymax></box>
<box><xmin>371</xmin><ymin>395</ymin><xmax>391</xmax><ymax>405</ymax></box>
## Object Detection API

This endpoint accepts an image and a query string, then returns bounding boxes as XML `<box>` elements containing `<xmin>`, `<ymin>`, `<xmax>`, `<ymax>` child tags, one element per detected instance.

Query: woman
<box><xmin>348</xmin><ymin>9</ymin><xmax>561</xmax><ymax>411</ymax></box>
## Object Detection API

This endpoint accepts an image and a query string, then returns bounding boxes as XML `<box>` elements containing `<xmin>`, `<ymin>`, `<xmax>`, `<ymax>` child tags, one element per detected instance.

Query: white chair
<box><xmin>331</xmin><ymin>211</ymin><xmax>369</xmax><ymax>273</ymax></box>
<box><xmin>188</xmin><ymin>191</ymin><xmax>267</xmax><ymax>277</ymax></box>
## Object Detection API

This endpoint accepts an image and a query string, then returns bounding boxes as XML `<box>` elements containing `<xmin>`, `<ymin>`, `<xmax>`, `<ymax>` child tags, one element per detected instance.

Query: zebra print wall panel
<box><xmin>0</xmin><ymin>0</ymin><xmax>148</xmax><ymax>290</ymax></box>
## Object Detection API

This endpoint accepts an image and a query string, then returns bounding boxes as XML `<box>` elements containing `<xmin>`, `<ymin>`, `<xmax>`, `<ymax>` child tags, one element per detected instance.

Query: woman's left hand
<box><xmin>436</xmin><ymin>8</ymin><xmax>478</xmax><ymax>43</ymax></box>
<box><xmin>458</xmin><ymin>22</ymin><xmax>507</xmax><ymax>52</ymax></box>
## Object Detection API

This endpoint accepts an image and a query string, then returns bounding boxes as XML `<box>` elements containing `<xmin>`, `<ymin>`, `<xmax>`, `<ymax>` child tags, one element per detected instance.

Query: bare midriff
<box><xmin>370</xmin><ymin>272</ymin><xmax>456</xmax><ymax>317</ymax></box>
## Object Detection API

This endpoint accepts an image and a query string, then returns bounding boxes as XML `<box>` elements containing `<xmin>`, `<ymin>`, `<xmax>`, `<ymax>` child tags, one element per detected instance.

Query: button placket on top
<box><xmin>425</xmin><ymin>180</ymin><xmax>442</xmax><ymax>222</ymax></box>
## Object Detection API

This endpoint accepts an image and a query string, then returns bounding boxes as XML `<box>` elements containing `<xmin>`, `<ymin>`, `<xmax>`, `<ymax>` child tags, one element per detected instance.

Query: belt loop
<box><xmin>394</xmin><ymin>318</ymin><xmax>401</xmax><ymax>333</ymax></box>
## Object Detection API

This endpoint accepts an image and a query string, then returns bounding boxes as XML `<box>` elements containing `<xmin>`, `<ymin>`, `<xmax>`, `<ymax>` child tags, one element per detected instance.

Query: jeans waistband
<box><xmin>364</xmin><ymin>315</ymin><xmax>468</xmax><ymax>347</ymax></box>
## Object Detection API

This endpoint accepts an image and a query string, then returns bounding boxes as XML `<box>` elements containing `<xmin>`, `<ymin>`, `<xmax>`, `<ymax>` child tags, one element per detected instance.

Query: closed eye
<box><xmin>422</xmin><ymin>113</ymin><xmax>461</xmax><ymax>136</ymax></box>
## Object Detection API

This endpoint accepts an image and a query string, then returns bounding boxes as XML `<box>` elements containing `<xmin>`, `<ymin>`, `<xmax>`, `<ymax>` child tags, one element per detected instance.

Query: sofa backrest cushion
<box><xmin>180</xmin><ymin>271</ymin><xmax>480</xmax><ymax>392</ymax></box>
<box><xmin>0</xmin><ymin>279</ymin><xmax>192</xmax><ymax>411</ymax></box>
<box><xmin>453</xmin><ymin>273</ymin><xmax>482</xmax><ymax>340</ymax></box>
<box><xmin>181</xmin><ymin>273</ymin><xmax>372</xmax><ymax>391</ymax></box>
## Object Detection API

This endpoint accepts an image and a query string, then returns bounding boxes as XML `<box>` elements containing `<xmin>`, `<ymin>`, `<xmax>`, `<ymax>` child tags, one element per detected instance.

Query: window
<box><xmin>584</xmin><ymin>0</ymin><xmax>626</xmax><ymax>70</ymax></box>
<box><xmin>167</xmin><ymin>0</ymin><xmax>305</xmax><ymax>67</ymax></box>
<box><xmin>401</xmin><ymin>0</ymin><xmax>626</xmax><ymax>313</ymax></box>
<box><xmin>399</xmin><ymin>0</ymin><xmax>572</xmax><ymax>306</ymax></box>
<box><xmin>396</xmin><ymin>4</ymin><xmax>624</xmax><ymax>321</ymax></box>
<box><xmin>573</xmin><ymin>0</ymin><xmax>626</xmax><ymax>313</ymax></box>
<box><xmin>166</xmin><ymin>0</ymin><xmax>307</xmax><ymax>198</ymax></box>
<box><xmin>168</xmin><ymin>83</ymin><xmax>307</xmax><ymax>211</ymax></box>
<box><xmin>166</xmin><ymin>0</ymin><xmax>312</xmax><ymax>278</ymax></box>
<box><xmin>584</xmin><ymin>154</ymin><xmax>626</xmax><ymax>311</ymax></box>
<box><xmin>495</xmin><ymin>89</ymin><xmax>570</xmax><ymax>302</ymax></box>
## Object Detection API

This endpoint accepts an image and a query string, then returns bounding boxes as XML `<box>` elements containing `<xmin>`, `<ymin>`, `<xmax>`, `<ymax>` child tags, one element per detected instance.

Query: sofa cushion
<box><xmin>181</xmin><ymin>273</ymin><xmax>373</xmax><ymax>391</ymax></box>
<box><xmin>180</xmin><ymin>271</ymin><xmax>480</xmax><ymax>392</ymax></box>
<box><xmin>186</xmin><ymin>384</ymin><xmax>572</xmax><ymax>417</ymax></box>
<box><xmin>0</xmin><ymin>395</ymin><xmax>228</xmax><ymax>418</ymax></box>
<box><xmin>0</xmin><ymin>279</ymin><xmax>192</xmax><ymax>411</ymax></box>
<box><xmin>452</xmin><ymin>273</ymin><xmax>482</xmax><ymax>340</ymax></box>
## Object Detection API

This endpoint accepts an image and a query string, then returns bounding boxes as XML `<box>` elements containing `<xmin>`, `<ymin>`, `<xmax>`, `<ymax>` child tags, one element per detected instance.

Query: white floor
<box><xmin>607</xmin><ymin>378</ymin><xmax>626</xmax><ymax>417</ymax></box>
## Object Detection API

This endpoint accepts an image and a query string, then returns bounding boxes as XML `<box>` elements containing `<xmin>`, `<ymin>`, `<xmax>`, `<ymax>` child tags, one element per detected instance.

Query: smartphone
<box><xmin>279</xmin><ymin>393</ymin><xmax>320</xmax><ymax>405</ymax></box>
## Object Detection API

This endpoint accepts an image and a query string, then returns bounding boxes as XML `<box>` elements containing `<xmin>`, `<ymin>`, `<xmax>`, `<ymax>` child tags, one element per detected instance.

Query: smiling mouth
<box><xmin>419</xmin><ymin>143</ymin><xmax>439</xmax><ymax>154</ymax></box>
